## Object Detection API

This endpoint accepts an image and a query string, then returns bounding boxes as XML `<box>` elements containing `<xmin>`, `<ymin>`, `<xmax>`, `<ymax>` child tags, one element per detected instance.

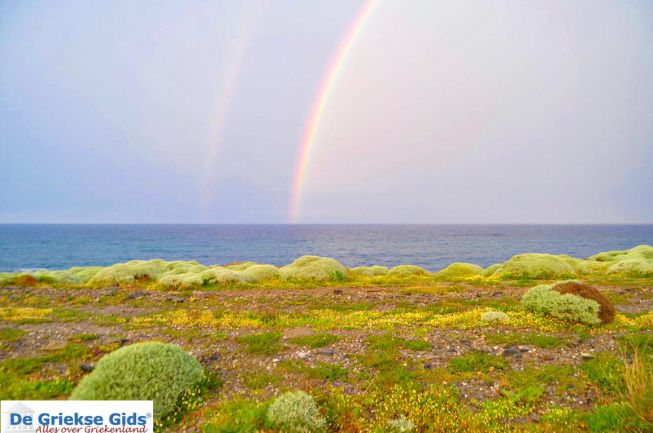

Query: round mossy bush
<box><xmin>521</xmin><ymin>284</ymin><xmax>601</xmax><ymax>325</ymax></box>
<box><xmin>280</xmin><ymin>256</ymin><xmax>347</xmax><ymax>281</ymax></box>
<box><xmin>70</xmin><ymin>342</ymin><xmax>205</xmax><ymax>420</ymax></box>
<box><xmin>266</xmin><ymin>391</ymin><xmax>326</xmax><ymax>433</ymax></box>
<box><xmin>240</xmin><ymin>264</ymin><xmax>280</xmax><ymax>281</ymax></box>
<box><xmin>480</xmin><ymin>311</ymin><xmax>509</xmax><ymax>323</ymax></box>
<box><xmin>350</xmin><ymin>265</ymin><xmax>390</xmax><ymax>277</ymax></box>
<box><xmin>552</xmin><ymin>281</ymin><xmax>615</xmax><ymax>324</ymax></box>
<box><xmin>493</xmin><ymin>254</ymin><xmax>577</xmax><ymax>279</ymax></box>
<box><xmin>434</xmin><ymin>262</ymin><xmax>484</xmax><ymax>281</ymax></box>
<box><xmin>388</xmin><ymin>265</ymin><xmax>430</xmax><ymax>278</ymax></box>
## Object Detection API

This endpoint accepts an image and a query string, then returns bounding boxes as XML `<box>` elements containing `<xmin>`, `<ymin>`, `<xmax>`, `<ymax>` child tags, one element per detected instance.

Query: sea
<box><xmin>1</xmin><ymin>224</ymin><xmax>652</xmax><ymax>272</ymax></box>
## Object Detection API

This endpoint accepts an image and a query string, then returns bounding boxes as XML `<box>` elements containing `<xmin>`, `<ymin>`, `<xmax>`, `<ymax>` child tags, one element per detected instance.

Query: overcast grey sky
<box><xmin>1</xmin><ymin>0</ymin><xmax>652</xmax><ymax>223</ymax></box>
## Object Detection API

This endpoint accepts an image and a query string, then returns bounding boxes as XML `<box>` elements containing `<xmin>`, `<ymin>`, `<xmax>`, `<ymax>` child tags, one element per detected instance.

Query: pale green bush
<box><xmin>574</xmin><ymin>260</ymin><xmax>609</xmax><ymax>275</ymax></box>
<box><xmin>162</xmin><ymin>261</ymin><xmax>207</xmax><ymax>276</ymax></box>
<box><xmin>71</xmin><ymin>342</ymin><xmax>204</xmax><ymax>420</ymax></box>
<box><xmin>158</xmin><ymin>272</ymin><xmax>205</xmax><ymax>290</ymax></box>
<box><xmin>240</xmin><ymin>264</ymin><xmax>280</xmax><ymax>281</ymax></box>
<box><xmin>69</xmin><ymin>266</ymin><xmax>104</xmax><ymax>283</ymax></box>
<box><xmin>585</xmin><ymin>245</ymin><xmax>653</xmax><ymax>276</ymax></box>
<box><xmin>388</xmin><ymin>265</ymin><xmax>430</xmax><ymax>278</ymax></box>
<box><xmin>388</xmin><ymin>416</ymin><xmax>416</xmax><ymax>432</ymax></box>
<box><xmin>31</xmin><ymin>269</ymin><xmax>76</xmax><ymax>285</ymax></box>
<box><xmin>89</xmin><ymin>260</ymin><xmax>170</xmax><ymax>285</ymax></box>
<box><xmin>350</xmin><ymin>265</ymin><xmax>390</xmax><ymax>276</ymax></box>
<box><xmin>492</xmin><ymin>254</ymin><xmax>577</xmax><ymax>279</ymax></box>
<box><xmin>522</xmin><ymin>284</ymin><xmax>601</xmax><ymax>325</ymax></box>
<box><xmin>0</xmin><ymin>272</ymin><xmax>12</xmax><ymax>285</ymax></box>
<box><xmin>434</xmin><ymin>262</ymin><xmax>484</xmax><ymax>280</ymax></box>
<box><xmin>483</xmin><ymin>263</ymin><xmax>502</xmax><ymax>276</ymax></box>
<box><xmin>590</xmin><ymin>245</ymin><xmax>653</xmax><ymax>262</ymax></box>
<box><xmin>225</xmin><ymin>261</ymin><xmax>258</xmax><ymax>271</ymax></box>
<box><xmin>280</xmin><ymin>256</ymin><xmax>347</xmax><ymax>281</ymax></box>
<box><xmin>201</xmin><ymin>267</ymin><xmax>248</xmax><ymax>285</ymax></box>
<box><xmin>607</xmin><ymin>259</ymin><xmax>653</xmax><ymax>276</ymax></box>
<box><xmin>266</xmin><ymin>391</ymin><xmax>326</xmax><ymax>433</ymax></box>
<box><xmin>480</xmin><ymin>311</ymin><xmax>509</xmax><ymax>323</ymax></box>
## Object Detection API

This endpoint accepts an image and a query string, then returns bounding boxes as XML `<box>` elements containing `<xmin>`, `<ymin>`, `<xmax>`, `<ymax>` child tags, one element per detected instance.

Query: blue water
<box><xmin>0</xmin><ymin>224</ymin><xmax>652</xmax><ymax>272</ymax></box>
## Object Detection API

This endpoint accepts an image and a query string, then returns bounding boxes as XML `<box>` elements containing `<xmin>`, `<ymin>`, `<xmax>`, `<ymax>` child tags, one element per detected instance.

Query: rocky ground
<box><xmin>1</xmin><ymin>281</ymin><xmax>652</xmax><ymax>432</ymax></box>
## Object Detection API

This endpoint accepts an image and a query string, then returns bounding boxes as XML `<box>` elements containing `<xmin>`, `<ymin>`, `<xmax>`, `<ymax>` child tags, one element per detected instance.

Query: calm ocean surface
<box><xmin>1</xmin><ymin>224</ymin><xmax>652</xmax><ymax>272</ymax></box>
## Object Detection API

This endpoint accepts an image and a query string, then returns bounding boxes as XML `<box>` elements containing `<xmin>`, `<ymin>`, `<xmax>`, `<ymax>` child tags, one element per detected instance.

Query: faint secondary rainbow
<box><xmin>202</xmin><ymin>1</ymin><xmax>267</xmax><ymax>217</ymax></box>
<box><xmin>289</xmin><ymin>0</ymin><xmax>378</xmax><ymax>223</ymax></box>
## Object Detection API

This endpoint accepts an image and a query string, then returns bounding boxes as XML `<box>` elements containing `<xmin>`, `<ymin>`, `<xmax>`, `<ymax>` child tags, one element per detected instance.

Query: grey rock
<box><xmin>502</xmin><ymin>347</ymin><xmax>522</xmax><ymax>357</ymax></box>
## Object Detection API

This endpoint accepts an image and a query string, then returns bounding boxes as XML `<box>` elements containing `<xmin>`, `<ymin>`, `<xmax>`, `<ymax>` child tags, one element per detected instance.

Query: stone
<box><xmin>502</xmin><ymin>347</ymin><xmax>522</xmax><ymax>357</ymax></box>
<box><xmin>79</xmin><ymin>363</ymin><xmax>94</xmax><ymax>373</ymax></box>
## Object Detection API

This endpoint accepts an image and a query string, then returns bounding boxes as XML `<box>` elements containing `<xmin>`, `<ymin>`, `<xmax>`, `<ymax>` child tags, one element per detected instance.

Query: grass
<box><xmin>367</xmin><ymin>333</ymin><xmax>431</xmax><ymax>351</ymax></box>
<box><xmin>580</xmin><ymin>353</ymin><xmax>626</xmax><ymax>396</ymax></box>
<box><xmin>0</xmin><ymin>326</ymin><xmax>26</xmax><ymax>343</ymax></box>
<box><xmin>237</xmin><ymin>332</ymin><xmax>285</xmax><ymax>356</ymax></box>
<box><xmin>622</xmin><ymin>350</ymin><xmax>653</xmax><ymax>428</ymax></box>
<box><xmin>288</xmin><ymin>333</ymin><xmax>339</xmax><ymax>348</ymax></box>
<box><xmin>484</xmin><ymin>331</ymin><xmax>571</xmax><ymax>349</ymax></box>
<box><xmin>448</xmin><ymin>351</ymin><xmax>508</xmax><ymax>373</ymax></box>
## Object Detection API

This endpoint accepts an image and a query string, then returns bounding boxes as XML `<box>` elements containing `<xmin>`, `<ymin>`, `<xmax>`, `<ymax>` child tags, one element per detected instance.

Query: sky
<box><xmin>1</xmin><ymin>0</ymin><xmax>652</xmax><ymax>224</ymax></box>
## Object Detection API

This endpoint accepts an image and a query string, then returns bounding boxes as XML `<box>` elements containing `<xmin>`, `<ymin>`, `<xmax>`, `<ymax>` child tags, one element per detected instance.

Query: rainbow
<box><xmin>289</xmin><ymin>0</ymin><xmax>378</xmax><ymax>223</ymax></box>
<box><xmin>202</xmin><ymin>1</ymin><xmax>267</xmax><ymax>218</ymax></box>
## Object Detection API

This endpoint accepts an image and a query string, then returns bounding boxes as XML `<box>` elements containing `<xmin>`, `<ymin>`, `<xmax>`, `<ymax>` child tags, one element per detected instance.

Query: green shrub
<box><xmin>240</xmin><ymin>264</ymin><xmax>280</xmax><ymax>281</ymax></box>
<box><xmin>163</xmin><ymin>261</ymin><xmax>207</xmax><ymax>275</ymax></box>
<box><xmin>388</xmin><ymin>265</ymin><xmax>430</xmax><ymax>278</ymax></box>
<box><xmin>588</xmin><ymin>245</ymin><xmax>653</xmax><ymax>276</ymax></box>
<box><xmin>158</xmin><ymin>272</ymin><xmax>205</xmax><ymax>290</ymax></box>
<box><xmin>280</xmin><ymin>256</ymin><xmax>347</xmax><ymax>281</ymax></box>
<box><xmin>480</xmin><ymin>311</ymin><xmax>509</xmax><ymax>323</ymax></box>
<box><xmin>521</xmin><ymin>284</ymin><xmax>601</xmax><ymax>325</ymax></box>
<box><xmin>493</xmin><ymin>254</ymin><xmax>577</xmax><ymax>279</ymax></box>
<box><xmin>70</xmin><ymin>342</ymin><xmax>205</xmax><ymax>420</ymax></box>
<box><xmin>266</xmin><ymin>391</ymin><xmax>326</xmax><ymax>433</ymax></box>
<box><xmin>589</xmin><ymin>245</ymin><xmax>653</xmax><ymax>262</ymax></box>
<box><xmin>434</xmin><ymin>263</ymin><xmax>484</xmax><ymax>280</ymax></box>
<box><xmin>88</xmin><ymin>260</ymin><xmax>170</xmax><ymax>285</ymax></box>
<box><xmin>350</xmin><ymin>265</ymin><xmax>390</xmax><ymax>276</ymax></box>
<box><xmin>483</xmin><ymin>263</ymin><xmax>502</xmax><ymax>276</ymax></box>
<box><xmin>607</xmin><ymin>259</ymin><xmax>653</xmax><ymax>276</ymax></box>
<box><xmin>201</xmin><ymin>267</ymin><xmax>247</xmax><ymax>285</ymax></box>
<box><xmin>69</xmin><ymin>266</ymin><xmax>104</xmax><ymax>283</ymax></box>
<box><xmin>225</xmin><ymin>261</ymin><xmax>259</xmax><ymax>271</ymax></box>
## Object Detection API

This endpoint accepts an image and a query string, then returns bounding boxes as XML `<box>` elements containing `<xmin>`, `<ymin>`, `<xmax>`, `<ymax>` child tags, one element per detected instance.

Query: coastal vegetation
<box><xmin>1</xmin><ymin>245</ymin><xmax>652</xmax><ymax>290</ymax></box>
<box><xmin>0</xmin><ymin>245</ymin><xmax>651</xmax><ymax>431</ymax></box>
